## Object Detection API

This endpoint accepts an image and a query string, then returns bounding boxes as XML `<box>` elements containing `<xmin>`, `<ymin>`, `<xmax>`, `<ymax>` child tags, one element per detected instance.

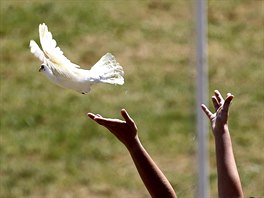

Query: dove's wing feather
<box><xmin>29</xmin><ymin>40</ymin><xmax>45</xmax><ymax>62</ymax></box>
<box><xmin>39</xmin><ymin>23</ymin><xmax>80</xmax><ymax>68</ymax></box>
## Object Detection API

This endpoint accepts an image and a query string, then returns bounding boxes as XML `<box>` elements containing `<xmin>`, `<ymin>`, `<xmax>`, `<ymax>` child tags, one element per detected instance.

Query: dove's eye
<box><xmin>39</xmin><ymin>65</ymin><xmax>45</xmax><ymax>72</ymax></box>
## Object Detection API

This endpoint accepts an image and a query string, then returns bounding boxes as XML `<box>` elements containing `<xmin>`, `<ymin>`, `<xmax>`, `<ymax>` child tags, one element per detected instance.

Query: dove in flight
<box><xmin>29</xmin><ymin>23</ymin><xmax>124</xmax><ymax>94</ymax></box>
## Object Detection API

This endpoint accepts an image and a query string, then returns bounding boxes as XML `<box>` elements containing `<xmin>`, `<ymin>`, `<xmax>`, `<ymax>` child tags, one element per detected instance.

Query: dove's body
<box><xmin>30</xmin><ymin>23</ymin><xmax>124</xmax><ymax>94</ymax></box>
<box><xmin>41</xmin><ymin>60</ymin><xmax>92</xmax><ymax>93</ymax></box>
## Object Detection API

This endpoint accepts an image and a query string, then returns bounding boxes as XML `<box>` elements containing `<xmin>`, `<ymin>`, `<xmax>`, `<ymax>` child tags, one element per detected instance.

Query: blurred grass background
<box><xmin>0</xmin><ymin>0</ymin><xmax>263</xmax><ymax>197</ymax></box>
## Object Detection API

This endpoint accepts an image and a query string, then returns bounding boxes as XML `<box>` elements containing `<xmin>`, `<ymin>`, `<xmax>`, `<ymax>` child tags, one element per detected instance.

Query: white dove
<box><xmin>29</xmin><ymin>23</ymin><xmax>124</xmax><ymax>94</ymax></box>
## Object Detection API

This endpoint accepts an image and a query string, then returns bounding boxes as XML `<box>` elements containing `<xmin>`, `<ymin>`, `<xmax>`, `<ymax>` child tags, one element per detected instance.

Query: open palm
<box><xmin>87</xmin><ymin>109</ymin><xmax>138</xmax><ymax>148</ymax></box>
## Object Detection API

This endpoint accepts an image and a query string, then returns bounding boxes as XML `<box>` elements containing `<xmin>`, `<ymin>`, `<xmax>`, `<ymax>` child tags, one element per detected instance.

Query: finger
<box><xmin>121</xmin><ymin>109</ymin><xmax>134</xmax><ymax>125</ymax></box>
<box><xmin>214</xmin><ymin>90</ymin><xmax>224</xmax><ymax>105</ymax></box>
<box><xmin>93</xmin><ymin>118</ymin><xmax>110</xmax><ymax>126</ymax></box>
<box><xmin>201</xmin><ymin>104</ymin><xmax>213</xmax><ymax>119</ymax></box>
<box><xmin>212</xmin><ymin>96</ymin><xmax>220</xmax><ymax>111</ymax></box>
<box><xmin>87</xmin><ymin>113</ymin><xmax>96</xmax><ymax>120</ymax></box>
<box><xmin>94</xmin><ymin>117</ymin><xmax>124</xmax><ymax>126</ymax></box>
<box><xmin>223</xmin><ymin>94</ymin><xmax>234</xmax><ymax>113</ymax></box>
<box><xmin>227</xmin><ymin>92</ymin><xmax>233</xmax><ymax>98</ymax></box>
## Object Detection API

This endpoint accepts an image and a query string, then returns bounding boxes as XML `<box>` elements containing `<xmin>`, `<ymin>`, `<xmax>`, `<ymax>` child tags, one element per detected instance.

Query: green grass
<box><xmin>0</xmin><ymin>0</ymin><xmax>263</xmax><ymax>197</ymax></box>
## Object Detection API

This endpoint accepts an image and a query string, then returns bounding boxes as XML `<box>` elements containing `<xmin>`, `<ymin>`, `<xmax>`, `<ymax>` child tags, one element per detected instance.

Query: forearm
<box><xmin>126</xmin><ymin>137</ymin><xmax>177</xmax><ymax>198</ymax></box>
<box><xmin>214</xmin><ymin>125</ymin><xmax>243</xmax><ymax>198</ymax></box>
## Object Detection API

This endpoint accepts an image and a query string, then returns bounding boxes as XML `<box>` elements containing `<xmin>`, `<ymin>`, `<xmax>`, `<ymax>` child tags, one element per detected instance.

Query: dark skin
<box><xmin>201</xmin><ymin>90</ymin><xmax>243</xmax><ymax>198</ymax></box>
<box><xmin>87</xmin><ymin>109</ymin><xmax>177</xmax><ymax>198</ymax></box>
<box><xmin>87</xmin><ymin>90</ymin><xmax>243</xmax><ymax>198</ymax></box>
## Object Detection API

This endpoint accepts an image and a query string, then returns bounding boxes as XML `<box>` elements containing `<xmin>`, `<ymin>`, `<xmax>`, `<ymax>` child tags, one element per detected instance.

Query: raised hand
<box><xmin>201</xmin><ymin>90</ymin><xmax>243</xmax><ymax>197</ymax></box>
<box><xmin>87</xmin><ymin>109</ymin><xmax>177</xmax><ymax>197</ymax></box>
<box><xmin>201</xmin><ymin>90</ymin><xmax>234</xmax><ymax>135</ymax></box>
<box><xmin>87</xmin><ymin>109</ymin><xmax>138</xmax><ymax>149</ymax></box>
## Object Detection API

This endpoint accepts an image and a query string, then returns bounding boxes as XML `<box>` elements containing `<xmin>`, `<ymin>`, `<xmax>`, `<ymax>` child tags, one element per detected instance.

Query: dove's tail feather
<box><xmin>90</xmin><ymin>53</ymin><xmax>124</xmax><ymax>85</ymax></box>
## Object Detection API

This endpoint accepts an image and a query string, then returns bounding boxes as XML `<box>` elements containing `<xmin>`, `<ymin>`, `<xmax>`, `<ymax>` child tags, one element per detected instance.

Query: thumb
<box><xmin>121</xmin><ymin>109</ymin><xmax>134</xmax><ymax>125</ymax></box>
<box><xmin>201</xmin><ymin>104</ymin><xmax>213</xmax><ymax>119</ymax></box>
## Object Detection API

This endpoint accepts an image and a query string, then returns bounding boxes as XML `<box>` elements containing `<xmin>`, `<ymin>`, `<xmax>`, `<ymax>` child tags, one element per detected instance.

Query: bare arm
<box><xmin>201</xmin><ymin>90</ymin><xmax>243</xmax><ymax>198</ymax></box>
<box><xmin>87</xmin><ymin>109</ymin><xmax>176</xmax><ymax>198</ymax></box>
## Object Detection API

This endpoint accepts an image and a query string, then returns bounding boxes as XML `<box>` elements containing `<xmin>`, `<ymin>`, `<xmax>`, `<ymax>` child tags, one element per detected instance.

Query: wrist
<box><xmin>125</xmin><ymin>136</ymin><xmax>142</xmax><ymax>153</ymax></box>
<box><xmin>213</xmin><ymin>124</ymin><xmax>229</xmax><ymax>136</ymax></box>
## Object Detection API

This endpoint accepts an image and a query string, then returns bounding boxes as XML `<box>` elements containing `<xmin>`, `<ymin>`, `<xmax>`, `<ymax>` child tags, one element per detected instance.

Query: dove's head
<box><xmin>39</xmin><ymin>64</ymin><xmax>46</xmax><ymax>72</ymax></box>
<box><xmin>39</xmin><ymin>64</ymin><xmax>53</xmax><ymax>77</ymax></box>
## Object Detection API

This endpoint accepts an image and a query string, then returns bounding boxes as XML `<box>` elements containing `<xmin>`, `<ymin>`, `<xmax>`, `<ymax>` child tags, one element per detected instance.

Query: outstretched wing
<box><xmin>39</xmin><ymin>23</ymin><xmax>80</xmax><ymax>68</ymax></box>
<box><xmin>29</xmin><ymin>40</ymin><xmax>45</xmax><ymax>62</ymax></box>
